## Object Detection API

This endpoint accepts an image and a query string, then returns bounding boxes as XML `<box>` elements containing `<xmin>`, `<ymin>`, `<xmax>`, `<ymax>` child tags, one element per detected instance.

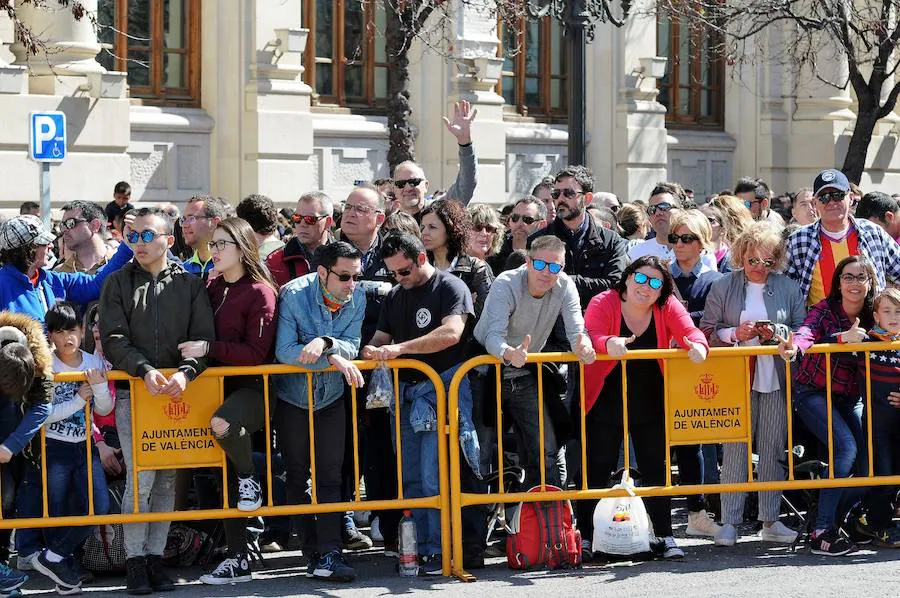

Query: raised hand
<box><xmin>442</xmin><ymin>100</ymin><xmax>477</xmax><ymax>145</ymax></box>
<box><xmin>606</xmin><ymin>335</ymin><xmax>636</xmax><ymax>358</ymax></box>
<box><xmin>504</xmin><ymin>335</ymin><xmax>532</xmax><ymax>368</ymax></box>
<box><xmin>684</xmin><ymin>336</ymin><xmax>708</xmax><ymax>364</ymax></box>
<box><xmin>776</xmin><ymin>331</ymin><xmax>798</xmax><ymax>361</ymax></box>
<box><xmin>840</xmin><ymin>317</ymin><xmax>867</xmax><ymax>344</ymax></box>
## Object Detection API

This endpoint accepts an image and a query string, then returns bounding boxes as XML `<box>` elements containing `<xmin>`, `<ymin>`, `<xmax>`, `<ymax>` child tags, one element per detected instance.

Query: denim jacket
<box><xmin>392</xmin><ymin>363</ymin><xmax>481</xmax><ymax>478</ymax></box>
<box><xmin>275</xmin><ymin>273</ymin><xmax>366</xmax><ymax>411</ymax></box>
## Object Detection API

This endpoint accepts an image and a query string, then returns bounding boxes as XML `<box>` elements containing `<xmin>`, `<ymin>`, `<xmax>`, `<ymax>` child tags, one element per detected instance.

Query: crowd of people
<box><xmin>1</xmin><ymin>104</ymin><xmax>900</xmax><ymax>594</ymax></box>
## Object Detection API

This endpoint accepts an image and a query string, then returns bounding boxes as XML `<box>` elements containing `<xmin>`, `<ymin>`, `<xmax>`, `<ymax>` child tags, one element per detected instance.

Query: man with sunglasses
<box><xmin>529</xmin><ymin>165</ymin><xmax>627</xmax><ymax>308</ymax></box>
<box><xmin>734</xmin><ymin>176</ymin><xmax>784</xmax><ymax>227</ymax></box>
<box><xmin>474</xmin><ymin>235</ymin><xmax>595</xmax><ymax>491</ymax></box>
<box><xmin>266</xmin><ymin>191</ymin><xmax>335</xmax><ymax>286</ymax></box>
<box><xmin>53</xmin><ymin>200</ymin><xmax>116</xmax><ymax>274</ymax></box>
<box><xmin>628</xmin><ymin>182</ymin><xmax>718</xmax><ymax>270</ymax></box>
<box><xmin>181</xmin><ymin>195</ymin><xmax>233</xmax><ymax>278</ymax></box>
<box><xmin>360</xmin><ymin>231</ymin><xmax>476</xmax><ymax>574</ymax></box>
<box><xmin>785</xmin><ymin>168</ymin><xmax>900</xmax><ymax>305</ymax></box>
<box><xmin>488</xmin><ymin>196</ymin><xmax>547</xmax><ymax>274</ymax></box>
<box><xmin>99</xmin><ymin>206</ymin><xmax>215</xmax><ymax>593</ymax></box>
<box><xmin>392</xmin><ymin>100</ymin><xmax>479</xmax><ymax>218</ymax></box>
<box><xmin>274</xmin><ymin>241</ymin><xmax>366</xmax><ymax>582</ymax></box>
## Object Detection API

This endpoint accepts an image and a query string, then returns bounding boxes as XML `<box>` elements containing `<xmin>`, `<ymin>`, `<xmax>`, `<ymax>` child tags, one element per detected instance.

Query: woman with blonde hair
<box><xmin>709</xmin><ymin>194</ymin><xmax>754</xmax><ymax>246</ymax></box>
<box><xmin>700</xmin><ymin>222</ymin><xmax>806</xmax><ymax>549</ymax></box>
<box><xmin>617</xmin><ymin>203</ymin><xmax>652</xmax><ymax>253</ymax></box>
<box><xmin>467</xmin><ymin>203</ymin><xmax>504</xmax><ymax>266</ymax></box>
<box><xmin>698</xmin><ymin>203</ymin><xmax>731</xmax><ymax>273</ymax></box>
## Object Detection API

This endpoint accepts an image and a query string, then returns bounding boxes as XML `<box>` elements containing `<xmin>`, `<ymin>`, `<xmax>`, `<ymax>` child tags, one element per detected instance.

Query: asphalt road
<box><xmin>16</xmin><ymin>506</ymin><xmax>900</xmax><ymax>597</ymax></box>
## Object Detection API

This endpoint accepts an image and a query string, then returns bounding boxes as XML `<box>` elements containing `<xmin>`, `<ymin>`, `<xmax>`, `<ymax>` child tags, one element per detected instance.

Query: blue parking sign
<box><xmin>29</xmin><ymin>111</ymin><xmax>67</xmax><ymax>162</ymax></box>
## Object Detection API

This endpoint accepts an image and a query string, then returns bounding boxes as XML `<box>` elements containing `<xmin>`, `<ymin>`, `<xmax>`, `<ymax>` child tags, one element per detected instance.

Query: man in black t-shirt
<box><xmin>361</xmin><ymin>231</ymin><xmax>474</xmax><ymax>574</ymax></box>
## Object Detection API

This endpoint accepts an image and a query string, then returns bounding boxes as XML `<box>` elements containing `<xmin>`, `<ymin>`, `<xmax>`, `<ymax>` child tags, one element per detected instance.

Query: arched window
<box><xmin>97</xmin><ymin>0</ymin><xmax>201</xmax><ymax>106</ymax></box>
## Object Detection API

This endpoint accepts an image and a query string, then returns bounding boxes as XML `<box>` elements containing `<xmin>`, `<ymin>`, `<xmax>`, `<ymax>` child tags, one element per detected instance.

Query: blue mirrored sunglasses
<box><xmin>531</xmin><ymin>259</ymin><xmax>563</xmax><ymax>274</ymax></box>
<box><xmin>126</xmin><ymin>230</ymin><xmax>162</xmax><ymax>244</ymax></box>
<box><xmin>633</xmin><ymin>271</ymin><xmax>663</xmax><ymax>290</ymax></box>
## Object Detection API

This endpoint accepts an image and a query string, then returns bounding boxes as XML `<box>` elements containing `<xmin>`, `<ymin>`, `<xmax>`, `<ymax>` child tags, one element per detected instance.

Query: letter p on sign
<box><xmin>29</xmin><ymin>111</ymin><xmax>67</xmax><ymax>162</ymax></box>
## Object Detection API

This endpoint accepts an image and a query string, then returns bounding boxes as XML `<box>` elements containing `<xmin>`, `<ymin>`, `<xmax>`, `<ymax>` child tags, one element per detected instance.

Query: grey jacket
<box><xmin>699</xmin><ymin>270</ymin><xmax>806</xmax><ymax>391</ymax></box>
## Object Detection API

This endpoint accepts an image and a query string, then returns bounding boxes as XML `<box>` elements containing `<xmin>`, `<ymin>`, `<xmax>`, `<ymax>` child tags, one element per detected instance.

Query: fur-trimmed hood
<box><xmin>0</xmin><ymin>311</ymin><xmax>53</xmax><ymax>379</ymax></box>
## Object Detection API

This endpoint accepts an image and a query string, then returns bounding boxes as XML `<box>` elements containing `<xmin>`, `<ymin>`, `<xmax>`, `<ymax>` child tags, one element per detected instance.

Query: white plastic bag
<box><xmin>591</xmin><ymin>472</ymin><xmax>652</xmax><ymax>556</ymax></box>
<box><xmin>365</xmin><ymin>364</ymin><xmax>393</xmax><ymax>409</ymax></box>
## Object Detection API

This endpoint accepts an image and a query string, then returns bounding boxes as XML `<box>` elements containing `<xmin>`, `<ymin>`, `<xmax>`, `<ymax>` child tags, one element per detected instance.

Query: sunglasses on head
<box><xmin>747</xmin><ymin>257</ymin><xmax>776</xmax><ymax>268</ymax></box>
<box><xmin>531</xmin><ymin>259</ymin><xmax>563</xmax><ymax>274</ymax></box>
<box><xmin>328</xmin><ymin>269</ymin><xmax>363</xmax><ymax>282</ymax></box>
<box><xmin>817</xmin><ymin>191</ymin><xmax>846</xmax><ymax>205</ymax></box>
<box><xmin>668</xmin><ymin>233</ymin><xmax>699</xmax><ymax>245</ymax></box>
<box><xmin>394</xmin><ymin>178</ymin><xmax>424</xmax><ymax>189</ymax></box>
<box><xmin>646</xmin><ymin>202</ymin><xmax>673</xmax><ymax>216</ymax></box>
<box><xmin>633</xmin><ymin>271</ymin><xmax>663</xmax><ymax>290</ymax></box>
<box><xmin>126</xmin><ymin>230</ymin><xmax>164</xmax><ymax>244</ymax></box>
<box><xmin>61</xmin><ymin>218</ymin><xmax>87</xmax><ymax>230</ymax></box>
<box><xmin>549</xmin><ymin>188</ymin><xmax>583</xmax><ymax>200</ymax></box>
<box><xmin>510</xmin><ymin>214</ymin><xmax>538</xmax><ymax>225</ymax></box>
<box><xmin>291</xmin><ymin>213</ymin><xmax>327</xmax><ymax>225</ymax></box>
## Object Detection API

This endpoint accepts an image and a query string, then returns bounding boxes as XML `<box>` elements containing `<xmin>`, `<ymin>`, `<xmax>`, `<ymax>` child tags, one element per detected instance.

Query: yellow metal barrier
<box><xmin>26</xmin><ymin>359</ymin><xmax>452</xmax><ymax>576</ymax></box>
<box><xmin>447</xmin><ymin>341</ymin><xmax>900</xmax><ymax>581</ymax></box>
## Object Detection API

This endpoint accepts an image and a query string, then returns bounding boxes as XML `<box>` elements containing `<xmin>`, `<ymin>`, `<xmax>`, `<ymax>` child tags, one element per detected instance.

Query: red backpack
<box><xmin>506</xmin><ymin>485</ymin><xmax>582</xmax><ymax>570</ymax></box>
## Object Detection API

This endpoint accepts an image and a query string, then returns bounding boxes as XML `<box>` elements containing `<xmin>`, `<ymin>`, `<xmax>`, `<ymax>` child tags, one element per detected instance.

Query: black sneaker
<box><xmin>145</xmin><ymin>555</ymin><xmax>175</xmax><ymax>591</ymax></box>
<box><xmin>124</xmin><ymin>557</ymin><xmax>152</xmax><ymax>595</ymax></box>
<box><xmin>383</xmin><ymin>541</ymin><xmax>399</xmax><ymax>558</ymax></box>
<box><xmin>809</xmin><ymin>527</ymin><xmax>855</xmax><ymax>556</ymax></box>
<box><xmin>313</xmin><ymin>550</ymin><xmax>355</xmax><ymax>582</ymax></box>
<box><xmin>237</xmin><ymin>475</ymin><xmax>263</xmax><ymax>512</ymax></box>
<box><xmin>305</xmin><ymin>552</ymin><xmax>319</xmax><ymax>578</ymax></box>
<box><xmin>874</xmin><ymin>525</ymin><xmax>900</xmax><ymax>548</ymax></box>
<box><xmin>847</xmin><ymin>514</ymin><xmax>876</xmax><ymax>545</ymax></box>
<box><xmin>69</xmin><ymin>558</ymin><xmax>93</xmax><ymax>585</ymax></box>
<box><xmin>32</xmin><ymin>550</ymin><xmax>80</xmax><ymax>589</ymax></box>
<box><xmin>419</xmin><ymin>553</ymin><xmax>442</xmax><ymax>576</ymax></box>
<box><xmin>199</xmin><ymin>555</ymin><xmax>252</xmax><ymax>585</ymax></box>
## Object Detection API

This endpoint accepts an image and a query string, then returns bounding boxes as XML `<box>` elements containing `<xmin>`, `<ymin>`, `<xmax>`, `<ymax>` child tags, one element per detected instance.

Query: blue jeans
<box><xmin>700</xmin><ymin>444</ymin><xmax>721</xmax><ymax>484</ymax></box>
<box><xmin>18</xmin><ymin>439</ymin><xmax>110</xmax><ymax>557</ymax></box>
<box><xmin>793</xmin><ymin>386</ymin><xmax>865</xmax><ymax>529</ymax></box>
<box><xmin>868</xmin><ymin>401</ymin><xmax>900</xmax><ymax>528</ymax></box>
<box><xmin>394</xmin><ymin>399</ymin><xmax>441</xmax><ymax>555</ymax></box>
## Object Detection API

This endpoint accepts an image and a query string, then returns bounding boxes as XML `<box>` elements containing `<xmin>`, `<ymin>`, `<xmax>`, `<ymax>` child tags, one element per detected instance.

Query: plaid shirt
<box><xmin>794</xmin><ymin>298</ymin><xmax>861</xmax><ymax>397</ymax></box>
<box><xmin>785</xmin><ymin>217</ymin><xmax>900</xmax><ymax>300</ymax></box>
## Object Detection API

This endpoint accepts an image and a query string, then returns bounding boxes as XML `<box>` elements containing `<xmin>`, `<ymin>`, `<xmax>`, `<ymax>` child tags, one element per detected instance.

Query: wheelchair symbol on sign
<box><xmin>51</xmin><ymin>143</ymin><xmax>62</xmax><ymax>158</ymax></box>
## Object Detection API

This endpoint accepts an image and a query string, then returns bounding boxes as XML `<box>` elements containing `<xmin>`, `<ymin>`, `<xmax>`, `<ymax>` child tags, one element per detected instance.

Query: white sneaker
<box><xmin>760</xmin><ymin>521</ymin><xmax>798</xmax><ymax>544</ymax></box>
<box><xmin>370</xmin><ymin>517</ymin><xmax>384</xmax><ymax>543</ymax></box>
<box><xmin>686</xmin><ymin>510</ymin><xmax>721</xmax><ymax>538</ymax></box>
<box><xmin>662</xmin><ymin>536</ymin><xmax>684</xmax><ymax>559</ymax></box>
<box><xmin>236</xmin><ymin>475</ymin><xmax>263</xmax><ymax>512</ymax></box>
<box><xmin>714</xmin><ymin>523</ymin><xmax>738</xmax><ymax>547</ymax></box>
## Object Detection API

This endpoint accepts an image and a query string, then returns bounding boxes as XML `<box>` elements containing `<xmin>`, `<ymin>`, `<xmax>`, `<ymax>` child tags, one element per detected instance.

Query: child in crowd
<box><xmin>0</xmin><ymin>312</ymin><xmax>54</xmax><ymax>595</ymax></box>
<box><xmin>862</xmin><ymin>288</ymin><xmax>900</xmax><ymax>545</ymax></box>
<box><xmin>27</xmin><ymin>302</ymin><xmax>113</xmax><ymax>593</ymax></box>
<box><xmin>83</xmin><ymin>304</ymin><xmax>123</xmax><ymax>479</ymax></box>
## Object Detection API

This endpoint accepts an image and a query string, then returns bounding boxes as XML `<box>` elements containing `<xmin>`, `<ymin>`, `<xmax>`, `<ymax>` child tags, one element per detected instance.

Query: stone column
<box><xmin>446</xmin><ymin>0</ymin><xmax>507</xmax><ymax>204</ymax></box>
<box><xmin>10</xmin><ymin>0</ymin><xmax>106</xmax><ymax>95</ymax></box>
<box><xmin>0</xmin><ymin>7</ymin><xmax>26</xmax><ymax>94</ymax></box>
<box><xmin>238</xmin><ymin>0</ymin><xmax>315</xmax><ymax>203</ymax></box>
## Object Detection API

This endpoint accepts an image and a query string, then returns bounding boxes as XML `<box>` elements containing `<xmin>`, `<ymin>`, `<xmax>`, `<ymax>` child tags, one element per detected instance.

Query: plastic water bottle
<box><xmin>398</xmin><ymin>510</ymin><xmax>419</xmax><ymax>577</ymax></box>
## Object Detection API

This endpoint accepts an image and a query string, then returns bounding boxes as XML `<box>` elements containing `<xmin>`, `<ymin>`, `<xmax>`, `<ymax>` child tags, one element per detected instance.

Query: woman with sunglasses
<box><xmin>580</xmin><ymin>256</ymin><xmax>709</xmax><ymax>560</ymax></box>
<box><xmin>790</xmin><ymin>255</ymin><xmax>879</xmax><ymax>556</ymax></box>
<box><xmin>466</xmin><ymin>204</ymin><xmax>505</xmax><ymax>264</ymax></box>
<box><xmin>420</xmin><ymin>199</ymin><xmax>493</xmax><ymax>318</ymax></box>
<box><xmin>176</xmin><ymin>218</ymin><xmax>279</xmax><ymax>585</ymax></box>
<box><xmin>700</xmin><ymin>222</ymin><xmax>806</xmax><ymax>549</ymax></box>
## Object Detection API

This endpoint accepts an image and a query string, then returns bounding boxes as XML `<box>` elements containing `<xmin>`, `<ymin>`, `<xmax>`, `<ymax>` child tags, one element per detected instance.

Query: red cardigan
<box><xmin>583</xmin><ymin>290</ymin><xmax>709</xmax><ymax>413</ymax></box>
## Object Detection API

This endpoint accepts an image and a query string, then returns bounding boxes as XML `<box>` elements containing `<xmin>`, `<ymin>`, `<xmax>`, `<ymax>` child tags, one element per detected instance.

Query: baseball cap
<box><xmin>0</xmin><ymin>215</ymin><xmax>56</xmax><ymax>251</ymax></box>
<box><xmin>812</xmin><ymin>169</ymin><xmax>850</xmax><ymax>197</ymax></box>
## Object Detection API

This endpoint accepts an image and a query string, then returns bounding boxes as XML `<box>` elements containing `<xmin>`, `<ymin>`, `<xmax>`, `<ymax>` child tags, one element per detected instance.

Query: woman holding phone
<box><xmin>700</xmin><ymin>222</ymin><xmax>807</xmax><ymax>548</ymax></box>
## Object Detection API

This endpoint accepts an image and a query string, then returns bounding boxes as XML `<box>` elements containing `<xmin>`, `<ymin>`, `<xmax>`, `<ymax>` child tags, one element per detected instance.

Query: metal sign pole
<box><xmin>40</xmin><ymin>162</ymin><xmax>51</xmax><ymax>228</ymax></box>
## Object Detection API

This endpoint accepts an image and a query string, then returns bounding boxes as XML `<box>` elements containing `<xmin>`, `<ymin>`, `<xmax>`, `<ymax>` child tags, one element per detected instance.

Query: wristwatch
<box><xmin>322</xmin><ymin>336</ymin><xmax>335</xmax><ymax>355</ymax></box>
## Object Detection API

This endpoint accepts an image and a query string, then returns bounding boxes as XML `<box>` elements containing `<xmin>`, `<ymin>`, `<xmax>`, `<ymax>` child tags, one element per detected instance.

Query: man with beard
<box><xmin>488</xmin><ymin>195</ymin><xmax>547</xmax><ymax>274</ymax></box>
<box><xmin>529</xmin><ymin>165</ymin><xmax>627</xmax><ymax>308</ymax></box>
